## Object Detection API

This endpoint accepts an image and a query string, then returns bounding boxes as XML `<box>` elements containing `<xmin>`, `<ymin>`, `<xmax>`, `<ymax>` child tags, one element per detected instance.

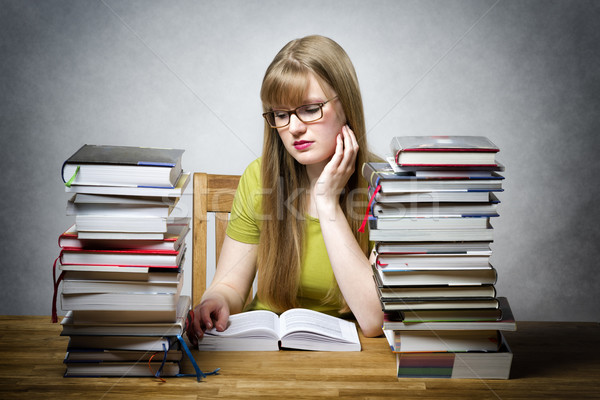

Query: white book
<box><xmin>197</xmin><ymin>309</ymin><xmax>360</xmax><ymax>352</ymax></box>
<box><xmin>59</xmin><ymin>245</ymin><xmax>185</xmax><ymax>268</ymax></box>
<box><xmin>381</xmin><ymin>298</ymin><xmax>499</xmax><ymax>311</ymax></box>
<box><xmin>372</xmin><ymin>201</ymin><xmax>499</xmax><ymax>218</ymax></box>
<box><xmin>70</xmin><ymin>308</ymin><xmax>178</xmax><ymax>324</ymax></box>
<box><xmin>59</xmin><ymin>263</ymin><xmax>180</xmax><ymax>282</ymax></box>
<box><xmin>369</xmin><ymin>227</ymin><xmax>494</xmax><ymax>242</ymax></box>
<box><xmin>61</xmin><ymin>292</ymin><xmax>181</xmax><ymax>312</ymax></box>
<box><xmin>67</xmin><ymin>335</ymin><xmax>179</xmax><ymax>352</ymax></box>
<box><xmin>61</xmin><ymin>271</ymin><xmax>182</xmax><ymax>294</ymax></box>
<box><xmin>61</xmin><ymin>284</ymin><xmax>182</xmax><ymax>311</ymax></box>
<box><xmin>60</xmin><ymin>296</ymin><xmax>189</xmax><ymax>336</ymax></box>
<box><xmin>373</xmin><ymin>264</ymin><xmax>497</xmax><ymax>286</ymax></box>
<box><xmin>375</xmin><ymin>254</ymin><xmax>491</xmax><ymax>270</ymax></box>
<box><xmin>384</xmin><ymin>329</ymin><xmax>501</xmax><ymax>353</ymax></box>
<box><xmin>76</xmin><ymin>231</ymin><xmax>165</xmax><ymax>240</ymax></box>
<box><xmin>370</xmin><ymin>216</ymin><xmax>490</xmax><ymax>230</ymax></box>
<box><xmin>67</xmin><ymin>200</ymin><xmax>173</xmax><ymax>218</ymax></box>
<box><xmin>374</xmin><ymin>190</ymin><xmax>496</xmax><ymax>203</ymax></box>
<box><xmin>65</xmin><ymin>172</ymin><xmax>190</xmax><ymax>197</ymax></box>
<box><xmin>75</xmin><ymin>215</ymin><xmax>169</xmax><ymax>233</ymax></box>
<box><xmin>72</xmin><ymin>193</ymin><xmax>177</xmax><ymax>205</ymax></box>
<box><xmin>58</xmin><ymin>221</ymin><xmax>189</xmax><ymax>251</ymax></box>
<box><xmin>375</xmin><ymin>241</ymin><xmax>492</xmax><ymax>255</ymax></box>
<box><xmin>377</xmin><ymin>285</ymin><xmax>496</xmax><ymax>300</ymax></box>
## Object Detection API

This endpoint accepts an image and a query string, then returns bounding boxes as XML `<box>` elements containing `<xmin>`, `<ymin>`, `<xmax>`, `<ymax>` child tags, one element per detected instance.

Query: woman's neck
<box><xmin>305</xmin><ymin>160</ymin><xmax>328</xmax><ymax>186</ymax></box>
<box><xmin>304</xmin><ymin>160</ymin><xmax>329</xmax><ymax>218</ymax></box>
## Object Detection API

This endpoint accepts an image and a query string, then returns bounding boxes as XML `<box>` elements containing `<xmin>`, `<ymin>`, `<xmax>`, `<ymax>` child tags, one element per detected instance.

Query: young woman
<box><xmin>187</xmin><ymin>35</ymin><xmax>383</xmax><ymax>343</ymax></box>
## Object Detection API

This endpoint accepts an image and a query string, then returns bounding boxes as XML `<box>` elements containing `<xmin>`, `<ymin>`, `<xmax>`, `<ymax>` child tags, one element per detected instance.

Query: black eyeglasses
<box><xmin>262</xmin><ymin>96</ymin><xmax>338</xmax><ymax>128</ymax></box>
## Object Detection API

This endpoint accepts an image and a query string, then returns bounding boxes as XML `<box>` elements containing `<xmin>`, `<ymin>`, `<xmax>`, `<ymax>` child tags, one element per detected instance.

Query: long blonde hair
<box><xmin>257</xmin><ymin>35</ymin><xmax>370</xmax><ymax>313</ymax></box>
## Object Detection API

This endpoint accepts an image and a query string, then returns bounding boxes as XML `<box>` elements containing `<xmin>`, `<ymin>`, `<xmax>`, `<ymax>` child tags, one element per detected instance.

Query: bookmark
<box><xmin>64</xmin><ymin>166</ymin><xmax>80</xmax><ymax>187</ymax></box>
<box><xmin>358</xmin><ymin>184</ymin><xmax>381</xmax><ymax>233</ymax></box>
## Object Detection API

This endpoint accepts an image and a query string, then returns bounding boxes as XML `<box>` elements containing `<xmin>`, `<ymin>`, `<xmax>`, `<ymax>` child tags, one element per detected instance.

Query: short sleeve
<box><xmin>226</xmin><ymin>158</ymin><xmax>263</xmax><ymax>244</ymax></box>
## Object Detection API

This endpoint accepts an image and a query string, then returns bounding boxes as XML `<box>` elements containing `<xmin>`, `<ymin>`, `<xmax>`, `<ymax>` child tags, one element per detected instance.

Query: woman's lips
<box><xmin>293</xmin><ymin>140</ymin><xmax>313</xmax><ymax>150</ymax></box>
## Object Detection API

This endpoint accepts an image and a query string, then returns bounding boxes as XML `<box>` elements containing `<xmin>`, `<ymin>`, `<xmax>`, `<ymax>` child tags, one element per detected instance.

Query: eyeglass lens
<box><xmin>267</xmin><ymin>104</ymin><xmax>323</xmax><ymax>128</ymax></box>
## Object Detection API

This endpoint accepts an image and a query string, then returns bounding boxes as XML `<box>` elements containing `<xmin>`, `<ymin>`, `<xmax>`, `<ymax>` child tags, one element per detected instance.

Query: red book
<box><xmin>59</xmin><ymin>245</ymin><xmax>186</xmax><ymax>268</ymax></box>
<box><xmin>391</xmin><ymin>136</ymin><xmax>499</xmax><ymax>167</ymax></box>
<box><xmin>58</xmin><ymin>220</ymin><xmax>189</xmax><ymax>251</ymax></box>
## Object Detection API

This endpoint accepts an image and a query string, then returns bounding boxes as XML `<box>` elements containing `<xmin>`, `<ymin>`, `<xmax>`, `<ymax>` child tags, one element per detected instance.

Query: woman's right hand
<box><xmin>186</xmin><ymin>292</ymin><xmax>230</xmax><ymax>347</ymax></box>
<box><xmin>185</xmin><ymin>236</ymin><xmax>259</xmax><ymax>346</ymax></box>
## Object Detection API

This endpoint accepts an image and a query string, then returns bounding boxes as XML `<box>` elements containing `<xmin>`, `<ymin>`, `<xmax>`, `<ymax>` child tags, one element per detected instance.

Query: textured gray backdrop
<box><xmin>1</xmin><ymin>0</ymin><xmax>599</xmax><ymax>321</ymax></box>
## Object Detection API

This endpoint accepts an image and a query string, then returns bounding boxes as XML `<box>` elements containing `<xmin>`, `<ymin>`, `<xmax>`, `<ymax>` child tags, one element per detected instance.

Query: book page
<box><xmin>279</xmin><ymin>308</ymin><xmax>356</xmax><ymax>341</ymax></box>
<box><xmin>203</xmin><ymin>310</ymin><xmax>280</xmax><ymax>339</ymax></box>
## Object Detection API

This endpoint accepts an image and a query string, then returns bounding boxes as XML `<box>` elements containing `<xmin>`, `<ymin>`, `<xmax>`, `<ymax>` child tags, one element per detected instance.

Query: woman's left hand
<box><xmin>314</xmin><ymin>124</ymin><xmax>359</xmax><ymax>208</ymax></box>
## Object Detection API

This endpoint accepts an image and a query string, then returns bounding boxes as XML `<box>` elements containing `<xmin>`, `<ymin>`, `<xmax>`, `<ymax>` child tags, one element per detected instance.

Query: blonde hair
<box><xmin>257</xmin><ymin>35</ymin><xmax>370</xmax><ymax>313</ymax></box>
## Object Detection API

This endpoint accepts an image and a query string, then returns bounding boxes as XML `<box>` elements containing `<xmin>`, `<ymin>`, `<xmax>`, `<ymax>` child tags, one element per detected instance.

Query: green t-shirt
<box><xmin>226</xmin><ymin>158</ymin><xmax>344</xmax><ymax>315</ymax></box>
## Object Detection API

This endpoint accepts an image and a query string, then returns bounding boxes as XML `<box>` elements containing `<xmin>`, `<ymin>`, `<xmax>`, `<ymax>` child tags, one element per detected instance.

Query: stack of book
<box><xmin>362</xmin><ymin>136</ymin><xmax>516</xmax><ymax>379</ymax></box>
<box><xmin>52</xmin><ymin>144</ymin><xmax>205</xmax><ymax>380</ymax></box>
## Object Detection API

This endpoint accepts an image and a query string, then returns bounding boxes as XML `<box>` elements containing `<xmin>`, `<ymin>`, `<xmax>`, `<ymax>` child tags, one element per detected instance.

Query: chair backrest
<box><xmin>192</xmin><ymin>172</ymin><xmax>241</xmax><ymax>306</ymax></box>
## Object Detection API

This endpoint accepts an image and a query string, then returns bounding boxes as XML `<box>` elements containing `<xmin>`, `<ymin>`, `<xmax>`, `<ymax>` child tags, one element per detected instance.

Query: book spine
<box><xmin>361</xmin><ymin>162</ymin><xmax>380</xmax><ymax>188</ymax></box>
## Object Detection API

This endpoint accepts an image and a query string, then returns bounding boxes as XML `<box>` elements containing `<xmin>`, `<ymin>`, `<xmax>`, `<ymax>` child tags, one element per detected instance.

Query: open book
<box><xmin>196</xmin><ymin>308</ymin><xmax>361</xmax><ymax>352</ymax></box>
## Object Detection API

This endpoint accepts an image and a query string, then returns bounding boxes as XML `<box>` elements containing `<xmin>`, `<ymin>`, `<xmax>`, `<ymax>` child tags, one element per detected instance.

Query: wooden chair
<box><xmin>192</xmin><ymin>172</ymin><xmax>241</xmax><ymax>307</ymax></box>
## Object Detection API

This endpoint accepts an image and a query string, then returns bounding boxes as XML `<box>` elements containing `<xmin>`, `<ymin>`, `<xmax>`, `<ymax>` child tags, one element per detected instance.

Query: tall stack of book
<box><xmin>52</xmin><ymin>144</ymin><xmax>206</xmax><ymax>380</ymax></box>
<box><xmin>362</xmin><ymin>136</ymin><xmax>516</xmax><ymax>379</ymax></box>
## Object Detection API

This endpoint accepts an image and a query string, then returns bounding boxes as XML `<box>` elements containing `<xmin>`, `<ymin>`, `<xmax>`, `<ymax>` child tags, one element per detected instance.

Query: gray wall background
<box><xmin>1</xmin><ymin>0</ymin><xmax>599</xmax><ymax>321</ymax></box>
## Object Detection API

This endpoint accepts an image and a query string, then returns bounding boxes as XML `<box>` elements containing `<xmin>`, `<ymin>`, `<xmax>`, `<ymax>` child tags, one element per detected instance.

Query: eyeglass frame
<box><xmin>262</xmin><ymin>96</ymin><xmax>339</xmax><ymax>128</ymax></box>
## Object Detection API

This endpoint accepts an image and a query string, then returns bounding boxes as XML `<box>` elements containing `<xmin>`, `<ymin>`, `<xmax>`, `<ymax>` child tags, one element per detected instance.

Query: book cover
<box><xmin>64</xmin><ymin>144</ymin><xmax>185</xmax><ymax>167</ymax></box>
<box><xmin>391</xmin><ymin>136</ymin><xmax>499</xmax><ymax>152</ymax></box>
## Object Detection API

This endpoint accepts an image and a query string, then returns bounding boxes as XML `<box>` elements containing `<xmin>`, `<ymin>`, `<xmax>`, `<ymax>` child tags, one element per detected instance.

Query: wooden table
<box><xmin>0</xmin><ymin>316</ymin><xmax>598</xmax><ymax>399</ymax></box>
